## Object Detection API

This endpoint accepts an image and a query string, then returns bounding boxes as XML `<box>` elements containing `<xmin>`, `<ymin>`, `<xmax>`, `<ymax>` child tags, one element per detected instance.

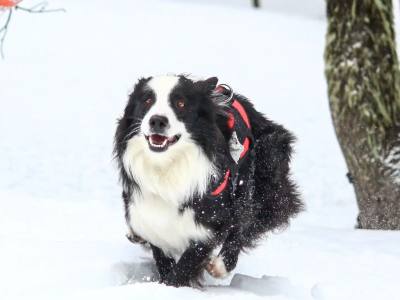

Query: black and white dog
<box><xmin>114</xmin><ymin>75</ymin><xmax>302</xmax><ymax>287</ymax></box>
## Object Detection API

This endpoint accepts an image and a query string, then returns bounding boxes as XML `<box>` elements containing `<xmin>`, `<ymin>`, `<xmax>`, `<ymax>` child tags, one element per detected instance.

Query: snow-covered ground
<box><xmin>1</xmin><ymin>1</ymin><xmax>399</xmax><ymax>299</ymax></box>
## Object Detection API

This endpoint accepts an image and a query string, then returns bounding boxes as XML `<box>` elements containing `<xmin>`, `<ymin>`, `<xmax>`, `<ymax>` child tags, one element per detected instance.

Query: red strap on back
<box><xmin>211</xmin><ymin>86</ymin><xmax>252</xmax><ymax>197</ymax></box>
<box><xmin>232</xmin><ymin>100</ymin><xmax>251</xmax><ymax>129</ymax></box>
<box><xmin>211</xmin><ymin>170</ymin><xmax>230</xmax><ymax>196</ymax></box>
<box><xmin>227</xmin><ymin>113</ymin><xmax>235</xmax><ymax>129</ymax></box>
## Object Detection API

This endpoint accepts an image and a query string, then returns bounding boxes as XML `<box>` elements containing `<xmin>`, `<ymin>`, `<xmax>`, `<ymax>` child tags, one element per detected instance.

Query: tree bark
<box><xmin>325</xmin><ymin>0</ymin><xmax>400</xmax><ymax>229</ymax></box>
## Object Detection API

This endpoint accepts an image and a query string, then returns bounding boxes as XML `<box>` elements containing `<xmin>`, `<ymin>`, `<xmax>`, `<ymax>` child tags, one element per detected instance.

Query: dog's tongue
<box><xmin>150</xmin><ymin>134</ymin><xmax>168</xmax><ymax>145</ymax></box>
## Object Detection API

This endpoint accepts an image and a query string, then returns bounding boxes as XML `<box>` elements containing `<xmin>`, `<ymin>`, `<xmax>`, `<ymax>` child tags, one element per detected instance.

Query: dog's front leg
<box><xmin>151</xmin><ymin>245</ymin><xmax>176</xmax><ymax>281</ymax></box>
<box><xmin>162</xmin><ymin>242</ymin><xmax>213</xmax><ymax>287</ymax></box>
<box><xmin>206</xmin><ymin>230</ymin><xmax>242</xmax><ymax>278</ymax></box>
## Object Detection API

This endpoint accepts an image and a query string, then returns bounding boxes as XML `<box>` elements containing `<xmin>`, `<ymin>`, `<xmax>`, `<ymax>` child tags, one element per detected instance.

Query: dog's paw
<box><xmin>206</xmin><ymin>256</ymin><xmax>228</xmax><ymax>278</ymax></box>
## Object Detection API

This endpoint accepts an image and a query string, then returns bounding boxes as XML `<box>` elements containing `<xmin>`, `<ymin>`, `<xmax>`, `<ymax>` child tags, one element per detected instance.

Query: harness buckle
<box><xmin>216</xmin><ymin>84</ymin><xmax>234</xmax><ymax>103</ymax></box>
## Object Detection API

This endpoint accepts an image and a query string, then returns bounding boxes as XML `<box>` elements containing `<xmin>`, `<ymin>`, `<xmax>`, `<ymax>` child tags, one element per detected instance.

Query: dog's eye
<box><xmin>144</xmin><ymin>97</ymin><xmax>153</xmax><ymax>106</ymax></box>
<box><xmin>176</xmin><ymin>99</ymin><xmax>185</xmax><ymax>109</ymax></box>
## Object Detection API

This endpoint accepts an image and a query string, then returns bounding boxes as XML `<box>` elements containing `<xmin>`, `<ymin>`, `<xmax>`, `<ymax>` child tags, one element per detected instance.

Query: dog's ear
<box><xmin>196</xmin><ymin>77</ymin><xmax>219</xmax><ymax>92</ymax></box>
<box><xmin>204</xmin><ymin>77</ymin><xmax>219</xmax><ymax>90</ymax></box>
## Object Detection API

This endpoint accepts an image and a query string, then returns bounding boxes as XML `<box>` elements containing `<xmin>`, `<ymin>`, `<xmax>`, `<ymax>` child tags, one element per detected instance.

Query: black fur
<box><xmin>114</xmin><ymin>75</ymin><xmax>303</xmax><ymax>287</ymax></box>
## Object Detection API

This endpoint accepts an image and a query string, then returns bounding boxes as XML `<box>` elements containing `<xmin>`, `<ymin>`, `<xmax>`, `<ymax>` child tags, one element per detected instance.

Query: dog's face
<box><xmin>138</xmin><ymin>75</ymin><xmax>193</xmax><ymax>153</ymax></box>
<box><xmin>115</xmin><ymin>75</ymin><xmax>220</xmax><ymax>173</ymax></box>
<box><xmin>123</xmin><ymin>75</ymin><xmax>219</xmax><ymax>153</ymax></box>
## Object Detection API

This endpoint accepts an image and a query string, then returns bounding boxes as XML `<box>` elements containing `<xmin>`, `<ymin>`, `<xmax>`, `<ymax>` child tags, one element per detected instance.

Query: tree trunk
<box><xmin>325</xmin><ymin>0</ymin><xmax>400</xmax><ymax>229</ymax></box>
<box><xmin>252</xmin><ymin>0</ymin><xmax>260</xmax><ymax>8</ymax></box>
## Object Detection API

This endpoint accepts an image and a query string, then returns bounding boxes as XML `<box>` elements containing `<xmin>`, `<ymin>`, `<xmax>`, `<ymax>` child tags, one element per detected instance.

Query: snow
<box><xmin>1</xmin><ymin>0</ymin><xmax>400</xmax><ymax>299</ymax></box>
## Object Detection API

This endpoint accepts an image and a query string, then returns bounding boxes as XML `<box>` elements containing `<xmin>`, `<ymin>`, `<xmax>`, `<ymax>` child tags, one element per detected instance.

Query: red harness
<box><xmin>211</xmin><ymin>86</ymin><xmax>252</xmax><ymax>196</ymax></box>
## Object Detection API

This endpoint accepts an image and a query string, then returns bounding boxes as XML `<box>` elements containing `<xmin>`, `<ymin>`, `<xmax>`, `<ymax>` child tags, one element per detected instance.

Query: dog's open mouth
<box><xmin>146</xmin><ymin>134</ymin><xmax>181</xmax><ymax>152</ymax></box>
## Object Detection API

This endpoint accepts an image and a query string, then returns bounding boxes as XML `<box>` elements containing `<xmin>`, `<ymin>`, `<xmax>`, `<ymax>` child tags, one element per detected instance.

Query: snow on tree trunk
<box><xmin>325</xmin><ymin>0</ymin><xmax>400</xmax><ymax>229</ymax></box>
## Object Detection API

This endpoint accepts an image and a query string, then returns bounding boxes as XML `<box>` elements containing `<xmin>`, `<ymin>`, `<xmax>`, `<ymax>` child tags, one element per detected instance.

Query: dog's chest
<box><xmin>128</xmin><ymin>192</ymin><xmax>211</xmax><ymax>258</ymax></box>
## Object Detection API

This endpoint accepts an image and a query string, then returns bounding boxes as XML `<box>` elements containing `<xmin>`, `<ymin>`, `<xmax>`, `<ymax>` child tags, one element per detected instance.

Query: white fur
<box><xmin>123</xmin><ymin>75</ymin><xmax>217</xmax><ymax>258</ymax></box>
<box><xmin>129</xmin><ymin>190</ymin><xmax>212</xmax><ymax>259</ymax></box>
<box><xmin>206</xmin><ymin>255</ymin><xmax>228</xmax><ymax>278</ymax></box>
<box><xmin>141</xmin><ymin>76</ymin><xmax>186</xmax><ymax>140</ymax></box>
<box><xmin>123</xmin><ymin>136</ymin><xmax>215</xmax><ymax>258</ymax></box>
<box><xmin>229</xmin><ymin>131</ymin><xmax>244</xmax><ymax>163</ymax></box>
<box><xmin>123</xmin><ymin>135</ymin><xmax>215</xmax><ymax>204</ymax></box>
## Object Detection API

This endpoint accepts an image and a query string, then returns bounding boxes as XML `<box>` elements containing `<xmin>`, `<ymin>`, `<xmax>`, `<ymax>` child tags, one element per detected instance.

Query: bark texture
<box><xmin>325</xmin><ymin>0</ymin><xmax>400</xmax><ymax>229</ymax></box>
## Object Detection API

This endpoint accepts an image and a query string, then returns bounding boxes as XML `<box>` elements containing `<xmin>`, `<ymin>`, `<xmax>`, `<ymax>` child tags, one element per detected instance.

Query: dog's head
<box><xmin>115</xmin><ymin>75</ymin><xmax>223</xmax><ymax>188</ymax></box>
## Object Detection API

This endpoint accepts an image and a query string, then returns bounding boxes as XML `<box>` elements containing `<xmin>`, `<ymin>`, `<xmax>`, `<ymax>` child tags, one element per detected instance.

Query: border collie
<box><xmin>114</xmin><ymin>75</ymin><xmax>303</xmax><ymax>287</ymax></box>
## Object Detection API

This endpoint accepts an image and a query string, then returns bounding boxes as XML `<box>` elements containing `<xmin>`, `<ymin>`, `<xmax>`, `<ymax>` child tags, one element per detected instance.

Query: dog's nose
<box><xmin>149</xmin><ymin>115</ymin><xmax>169</xmax><ymax>133</ymax></box>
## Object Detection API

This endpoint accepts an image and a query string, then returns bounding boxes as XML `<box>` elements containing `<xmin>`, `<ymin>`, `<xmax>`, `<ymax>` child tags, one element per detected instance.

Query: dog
<box><xmin>114</xmin><ymin>75</ymin><xmax>303</xmax><ymax>287</ymax></box>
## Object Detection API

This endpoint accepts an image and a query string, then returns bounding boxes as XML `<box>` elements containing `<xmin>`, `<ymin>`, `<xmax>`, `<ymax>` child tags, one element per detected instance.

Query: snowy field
<box><xmin>1</xmin><ymin>0</ymin><xmax>400</xmax><ymax>299</ymax></box>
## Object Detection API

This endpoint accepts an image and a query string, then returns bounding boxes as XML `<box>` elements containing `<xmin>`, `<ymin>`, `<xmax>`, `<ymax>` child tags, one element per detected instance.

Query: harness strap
<box><xmin>211</xmin><ymin>169</ymin><xmax>231</xmax><ymax>196</ymax></box>
<box><xmin>210</xmin><ymin>85</ymin><xmax>252</xmax><ymax>197</ymax></box>
<box><xmin>232</xmin><ymin>100</ymin><xmax>251</xmax><ymax>129</ymax></box>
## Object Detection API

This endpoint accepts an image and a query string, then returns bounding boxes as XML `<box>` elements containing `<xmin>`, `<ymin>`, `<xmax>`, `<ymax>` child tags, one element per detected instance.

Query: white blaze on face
<box><xmin>141</xmin><ymin>75</ymin><xmax>186</xmax><ymax>138</ymax></box>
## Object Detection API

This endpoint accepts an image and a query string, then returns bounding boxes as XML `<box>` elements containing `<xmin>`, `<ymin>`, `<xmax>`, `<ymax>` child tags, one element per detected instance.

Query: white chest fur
<box><xmin>129</xmin><ymin>191</ymin><xmax>211</xmax><ymax>258</ymax></box>
<box><xmin>123</xmin><ymin>136</ymin><xmax>216</xmax><ymax>258</ymax></box>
